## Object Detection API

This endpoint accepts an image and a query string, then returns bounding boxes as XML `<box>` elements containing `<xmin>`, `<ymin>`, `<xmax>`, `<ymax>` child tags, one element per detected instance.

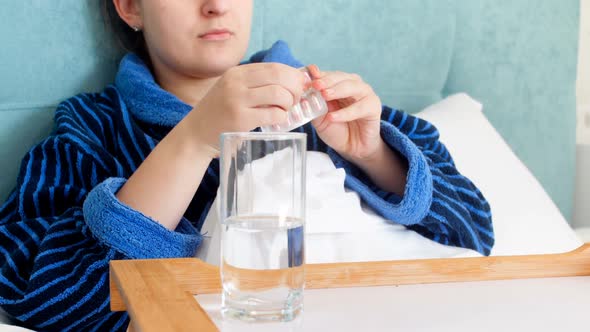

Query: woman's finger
<box><xmin>325</xmin><ymin>97</ymin><xmax>377</xmax><ymax>123</ymax></box>
<box><xmin>246</xmin><ymin>84</ymin><xmax>297</xmax><ymax>111</ymax></box>
<box><xmin>250</xmin><ymin>105</ymin><xmax>289</xmax><ymax>127</ymax></box>
<box><xmin>241</xmin><ymin>63</ymin><xmax>307</xmax><ymax>102</ymax></box>
<box><xmin>306</xmin><ymin>64</ymin><xmax>322</xmax><ymax>80</ymax></box>
<box><xmin>311</xmin><ymin>71</ymin><xmax>360</xmax><ymax>91</ymax></box>
<box><xmin>320</xmin><ymin>79</ymin><xmax>371</xmax><ymax>102</ymax></box>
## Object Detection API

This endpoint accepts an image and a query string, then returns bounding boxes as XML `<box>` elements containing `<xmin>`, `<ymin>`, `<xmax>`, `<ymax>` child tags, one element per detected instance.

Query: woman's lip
<box><xmin>199</xmin><ymin>29</ymin><xmax>233</xmax><ymax>40</ymax></box>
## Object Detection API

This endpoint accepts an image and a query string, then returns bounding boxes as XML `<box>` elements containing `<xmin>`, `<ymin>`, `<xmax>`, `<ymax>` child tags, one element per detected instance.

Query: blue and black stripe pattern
<box><xmin>379</xmin><ymin>108</ymin><xmax>494</xmax><ymax>254</ymax></box>
<box><xmin>0</xmin><ymin>41</ymin><xmax>493</xmax><ymax>331</ymax></box>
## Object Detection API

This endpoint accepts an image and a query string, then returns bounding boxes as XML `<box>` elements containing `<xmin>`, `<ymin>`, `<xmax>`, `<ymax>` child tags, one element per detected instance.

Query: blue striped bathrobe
<box><xmin>0</xmin><ymin>41</ymin><xmax>493</xmax><ymax>331</ymax></box>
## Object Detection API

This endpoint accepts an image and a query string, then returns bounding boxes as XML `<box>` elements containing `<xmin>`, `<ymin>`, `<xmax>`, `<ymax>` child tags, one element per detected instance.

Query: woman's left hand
<box><xmin>308</xmin><ymin>66</ymin><xmax>383</xmax><ymax>162</ymax></box>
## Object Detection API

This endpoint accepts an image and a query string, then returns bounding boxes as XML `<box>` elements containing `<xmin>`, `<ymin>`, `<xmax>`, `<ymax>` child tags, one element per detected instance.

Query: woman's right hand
<box><xmin>184</xmin><ymin>63</ymin><xmax>309</xmax><ymax>158</ymax></box>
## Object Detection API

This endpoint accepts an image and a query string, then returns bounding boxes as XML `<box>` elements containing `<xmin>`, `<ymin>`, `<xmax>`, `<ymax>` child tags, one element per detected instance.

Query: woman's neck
<box><xmin>152</xmin><ymin>61</ymin><xmax>221</xmax><ymax>107</ymax></box>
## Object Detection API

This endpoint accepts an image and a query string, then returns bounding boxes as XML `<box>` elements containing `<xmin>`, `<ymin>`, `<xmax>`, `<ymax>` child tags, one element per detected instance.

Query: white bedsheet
<box><xmin>196</xmin><ymin>93</ymin><xmax>582</xmax><ymax>265</ymax></box>
<box><xmin>197</xmin><ymin>150</ymin><xmax>480</xmax><ymax>266</ymax></box>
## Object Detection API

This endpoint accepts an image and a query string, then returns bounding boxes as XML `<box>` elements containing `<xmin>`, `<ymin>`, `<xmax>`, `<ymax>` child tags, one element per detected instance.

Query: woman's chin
<box><xmin>197</xmin><ymin>54</ymin><xmax>243</xmax><ymax>74</ymax></box>
<box><xmin>167</xmin><ymin>41</ymin><xmax>247</xmax><ymax>78</ymax></box>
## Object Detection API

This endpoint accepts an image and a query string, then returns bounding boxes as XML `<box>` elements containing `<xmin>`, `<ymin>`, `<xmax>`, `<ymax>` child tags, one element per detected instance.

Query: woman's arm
<box><xmin>342</xmin><ymin>138</ymin><xmax>408</xmax><ymax>197</ymax></box>
<box><xmin>303</xmin><ymin>106</ymin><xmax>494</xmax><ymax>255</ymax></box>
<box><xmin>115</xmin><ymin>118</ymin><xmax>215</xmax><ymax>230</ymax></box>
<box><xmin>0</xmin><ymin>96</ymin><xmax>204</xmax><ymax>331</ymax></box>
<box><xmin>116</xmin><ymin>62</ymin><xmax>309</xmax><ymax>230</ymax></box>
<box><xmin>304</xmin><ymin>65</ymin><xmax>493</xmax><ymax>255</ymax></box>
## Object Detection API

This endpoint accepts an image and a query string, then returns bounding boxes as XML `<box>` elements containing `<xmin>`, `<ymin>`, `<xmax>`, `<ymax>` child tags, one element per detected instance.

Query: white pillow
<box><xmin>0</xmin><ymin>307</ymin><xmax>34</xmax><ymax>332</ymax></box>
<box><xmin>416</xmin><ymin>93</ymin><xmax>582</xmax><ymax>255</ymax></box>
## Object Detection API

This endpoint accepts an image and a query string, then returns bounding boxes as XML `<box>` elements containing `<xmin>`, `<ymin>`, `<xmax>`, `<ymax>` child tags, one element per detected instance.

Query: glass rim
<box><xmin>220</xmin><ymin>132</ymin><xmax>307</xmax><ymax>141</ymax></box>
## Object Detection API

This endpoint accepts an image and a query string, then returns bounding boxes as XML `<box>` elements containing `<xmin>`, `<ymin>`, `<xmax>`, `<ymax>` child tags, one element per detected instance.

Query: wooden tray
<box><xmin>109</xmin><ymin>244</ymin><xmax>590</xmax><ymax>332</ymax></box>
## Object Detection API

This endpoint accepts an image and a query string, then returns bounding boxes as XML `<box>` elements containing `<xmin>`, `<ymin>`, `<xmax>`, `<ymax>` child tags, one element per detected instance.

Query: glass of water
<box><xmin>219</xmin><ymin>132</ymin><xmax>307</xmax><ymax>322</ymax></box>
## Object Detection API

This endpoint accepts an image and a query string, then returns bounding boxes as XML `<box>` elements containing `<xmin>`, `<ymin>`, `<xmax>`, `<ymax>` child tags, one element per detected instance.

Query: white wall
<box><xmin>574</xmin><ymin>0</ymin><xmax>590</xmax><ymax>228</ymax></box>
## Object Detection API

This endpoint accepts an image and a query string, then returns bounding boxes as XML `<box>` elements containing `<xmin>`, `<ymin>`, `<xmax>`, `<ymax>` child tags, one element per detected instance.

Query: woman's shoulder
<box><xmin>51</xmin><ymin>85</ymin><xmax>128</xmax><ymax>145</ymax></box>
<box><xmin>54</xmin><ymin>86</ymin><xmax>128</xmax><ymax>128</ymax></box>
<box><xmin>56</xmin><ymin>86</ymin><xmax>121</xmax><ymax>118</ymax></box>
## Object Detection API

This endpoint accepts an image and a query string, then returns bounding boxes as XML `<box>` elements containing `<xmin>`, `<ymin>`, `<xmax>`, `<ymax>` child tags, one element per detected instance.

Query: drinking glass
<box><xmin>219</xmin><ymin>132</ymin><xmax>307</xmax><ymax>322</ymax></box>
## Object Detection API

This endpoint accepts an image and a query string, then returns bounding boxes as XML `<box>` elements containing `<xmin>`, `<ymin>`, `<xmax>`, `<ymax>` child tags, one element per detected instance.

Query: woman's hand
<box><xmin>308</xmin><ymin>66</ymin><xmax>383</xmax><ymax>163</ymax></box>
<box><xmin>308</xmin><ymin>66</ymin><xmax>408</xmax><ymax>195</ymax></box>
<box><xmin>185</xmin><ymin>63</ymin><xmax>308</xmax><ymax>158</ymax></box>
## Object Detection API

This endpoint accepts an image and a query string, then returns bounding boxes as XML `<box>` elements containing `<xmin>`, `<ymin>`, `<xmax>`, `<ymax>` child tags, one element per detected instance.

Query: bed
<box><xmin>0</xmin><ymin>0</ymin><xmax>582</xmax><ymax>330</ymax></box>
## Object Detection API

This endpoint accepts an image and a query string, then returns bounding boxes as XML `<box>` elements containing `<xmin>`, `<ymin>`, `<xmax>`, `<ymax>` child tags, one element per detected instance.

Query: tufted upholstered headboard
<box><xmin>0</xmin><ymin>0</ymin><xmax>580</xmax><ymax>218</ymax></box>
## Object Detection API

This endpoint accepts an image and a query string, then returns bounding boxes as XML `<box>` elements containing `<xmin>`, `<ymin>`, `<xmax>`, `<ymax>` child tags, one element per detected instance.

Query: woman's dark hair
<box><xmin>101</xmin><ymin>0</ymin><xmax>150</xmax><ymax>62</ymax></box>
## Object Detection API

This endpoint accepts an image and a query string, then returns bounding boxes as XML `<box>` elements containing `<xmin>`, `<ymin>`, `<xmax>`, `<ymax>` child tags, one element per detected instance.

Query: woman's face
<box><xmin>137</xmin><ymin>0</ymin><xmax>253</xmax><ymax>79</ymax></box>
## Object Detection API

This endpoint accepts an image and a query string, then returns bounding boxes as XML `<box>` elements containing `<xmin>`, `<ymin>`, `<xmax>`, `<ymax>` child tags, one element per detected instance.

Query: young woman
<box><xmin>0</xmin><ymin>0</ymin><xmax>493</xmax><ymax>330</ymax></box>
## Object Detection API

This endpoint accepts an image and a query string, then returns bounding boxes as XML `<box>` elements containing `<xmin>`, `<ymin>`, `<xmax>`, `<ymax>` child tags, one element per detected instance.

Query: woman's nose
<box><xmin>201</xmin><ymin>0</ymin><xmax>230</xmax><ymax>17</ymax></box>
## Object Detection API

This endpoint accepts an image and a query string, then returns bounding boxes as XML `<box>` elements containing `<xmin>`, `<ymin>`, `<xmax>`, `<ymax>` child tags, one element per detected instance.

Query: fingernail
<box><xmin>308</xmin><ymin>64</ymin><xmax>321</xmax><ymax>78</ymax></box>
<box><xmin>324</xmin><ymin>88</ymin><xmax>333</xmax><ymax>97</ymax></box>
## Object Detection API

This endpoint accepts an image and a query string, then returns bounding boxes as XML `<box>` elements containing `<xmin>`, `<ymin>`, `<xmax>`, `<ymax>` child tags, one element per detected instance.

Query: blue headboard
<box><xmin>0</xmin><ymin>0</ymin><xmax>580</xmax><ymax>219</ymax></box>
